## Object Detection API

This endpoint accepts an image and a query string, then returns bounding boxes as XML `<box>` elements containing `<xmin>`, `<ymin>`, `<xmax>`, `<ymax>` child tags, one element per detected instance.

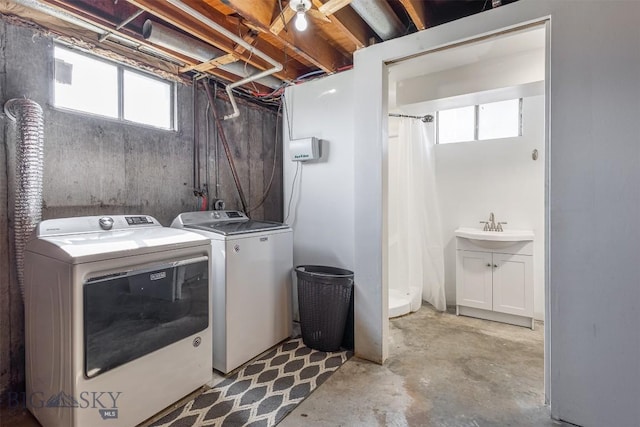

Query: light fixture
<box><xmin>289</xmin><ymin>0</ymin><xmax>311</xmax><ymax>31</ymax></box>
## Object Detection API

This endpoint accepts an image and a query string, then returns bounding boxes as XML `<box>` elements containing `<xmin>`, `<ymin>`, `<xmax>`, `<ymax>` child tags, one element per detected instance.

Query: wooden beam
<box><xmin>269</xmin><ymin>6</ymin><xmax>295</xmax><ymax>36</ymax></box>
<box><xmin>312</xmin><ymin>0</ymin><xmax>372</xmax><ymax>49</ymax></box>
<box><xmin>234</xmin><ymin>32</ymin><xmax>258</xmax><ymax>55</ymax></box>
<box><xmin>398</xmin><ymin>0</ymin><xmax>427</xmax><ymax>30</ymax></box>
<box><xmin>180</xmin><ymin>53</ymin><xmax>238</xmax><ymax>73</ymax></box>
<box><xmin>317</xmin><ymin>0</ymin><xmax>352</xmax><ymax>16</ymax></box>
<box><xmin>208</xmin><ymin>0</ymin><xmax>349</xmax><ymax>72</ymax></box>
<box><xmin>126</xmin><ymin>0</ymin><xmax>301</xmax><ymax>81</ymax></box>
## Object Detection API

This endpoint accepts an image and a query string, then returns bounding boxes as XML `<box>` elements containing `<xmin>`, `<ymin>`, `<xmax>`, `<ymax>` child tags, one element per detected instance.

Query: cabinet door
<box><xmin>456</xmin><ymin>250</ymin><xmax>493</xmax><ymax>311</ymax></box>
<box><xmin>492</xmin><ymin>253</ymin><xmax>533</xmax><ymax>317</ymax></box>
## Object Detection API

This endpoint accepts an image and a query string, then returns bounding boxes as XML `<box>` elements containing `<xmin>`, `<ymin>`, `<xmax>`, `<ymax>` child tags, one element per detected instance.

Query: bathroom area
<box><xmin>386</xmin><ymin>25</ymin><xmax>546</xmax><ymax>328</ymax></box>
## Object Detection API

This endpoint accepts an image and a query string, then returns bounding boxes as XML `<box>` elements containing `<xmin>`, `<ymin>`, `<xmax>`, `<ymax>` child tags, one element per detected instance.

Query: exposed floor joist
<box><xmin>211</xmin><ymin>0</ymin><xmax>350</xmax><ymax>73</ymax></box>
<box><xmin>398</xmin><ymin>0</ymin><xmax>428</xmax><ymax>30</ymax></box>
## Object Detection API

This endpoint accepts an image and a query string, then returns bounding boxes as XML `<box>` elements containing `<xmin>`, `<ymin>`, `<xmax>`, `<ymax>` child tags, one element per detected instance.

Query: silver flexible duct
<box><xmin>4</xmin><ymin>99</ymin><xmax>45</xmax><ymax>301</ymax></box>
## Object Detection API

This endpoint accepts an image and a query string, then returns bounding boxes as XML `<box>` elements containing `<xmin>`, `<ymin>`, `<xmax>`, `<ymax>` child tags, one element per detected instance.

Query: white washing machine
<box><xmin>24</xmin><ymin>215</ymin><xmax>212</xmax><ymax>427</ymax></box>
<box><xmin>171</xmin><ymin>210</ymin><xmax>293</xmax><ymax>374</ymax></box>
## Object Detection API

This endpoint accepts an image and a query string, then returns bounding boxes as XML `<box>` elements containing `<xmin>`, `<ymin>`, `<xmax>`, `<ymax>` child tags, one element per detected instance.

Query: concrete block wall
<box><xmin>0</xmin><ymin>20</ymin><xmax>283</xmax><ymax>394</ymax></box>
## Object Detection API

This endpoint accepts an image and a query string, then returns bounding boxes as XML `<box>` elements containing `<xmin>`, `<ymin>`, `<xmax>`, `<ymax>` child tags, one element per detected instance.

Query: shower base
<box><xmin>389</xmin><ymin>286</ymin><xmax>421</xmax><ymax>318</ymax></box>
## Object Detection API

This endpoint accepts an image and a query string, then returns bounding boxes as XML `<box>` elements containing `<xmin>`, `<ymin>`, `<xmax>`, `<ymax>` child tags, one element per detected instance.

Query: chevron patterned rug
<box><xmin>149</xmin><ymin>338</ymin><xmax>351</xmax><ymax>427</ymax></box>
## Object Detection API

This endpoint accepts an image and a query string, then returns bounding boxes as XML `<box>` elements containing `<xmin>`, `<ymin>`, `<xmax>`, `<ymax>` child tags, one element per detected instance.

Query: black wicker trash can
<box><xmin>295</xmin><ymin>265</ymin><xmax>354</xmax><ymax>352</ymax></box>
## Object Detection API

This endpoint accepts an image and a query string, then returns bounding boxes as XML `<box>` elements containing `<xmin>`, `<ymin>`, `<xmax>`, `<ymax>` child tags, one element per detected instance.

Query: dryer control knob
<box><xmin>99</xmin><ymin>217</ymin><xmax>114</xmax><ymax>230</ymax></box>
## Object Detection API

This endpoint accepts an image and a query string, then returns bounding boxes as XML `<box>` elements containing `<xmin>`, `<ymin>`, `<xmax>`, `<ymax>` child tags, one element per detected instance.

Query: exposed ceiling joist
<box><xmin>126</xmin><ymin>0</ymin><xmax>302</xmax><ymax>81</ymax></box>
<box><xmin>8</xmin><ymin>0</ymin><xmax>521</xmax><ymax>105</ymax></box>
<box><xmin>398</xmin><ymin>0</ymin><xmax>428</xmax><ymax>30</ymax></box>
<box><xmin>38</xmin><ymin>0</ymin><xmax>199</xmax><ymax>67</ymax></box>
<box><xmin>312</xmin><ymin>0</ymin><xmax>372</xmax><ymax>49</ymax></box>
<box><xmin>180</xmin><ymin>53</ymin><xmax>237</xmax><ymax>73</ymax></box>
<box><xmin>317</xmin><ymin>0</ymin><xmax>352</xmax><ymax>16</ymax></box>
<box><xmin>210</xmin><ymin>0</ymin><xmax>350</xmax><ymax>72</ymax></box>
<box><xmin>269</xmin><ymin>6</ymin><xmax>295</xmax><ymax>36</ymax></box>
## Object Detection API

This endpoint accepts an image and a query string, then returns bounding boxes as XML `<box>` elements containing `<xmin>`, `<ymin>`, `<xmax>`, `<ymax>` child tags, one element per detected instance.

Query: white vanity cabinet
<box><xmin>455</xmin><ymin>234</ymin><xmax>534</xmax><ymax>329</ymax></box>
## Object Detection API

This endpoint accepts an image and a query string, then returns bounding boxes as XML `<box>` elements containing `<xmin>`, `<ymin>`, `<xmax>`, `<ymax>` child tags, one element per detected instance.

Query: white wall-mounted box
<box><xmin>290</xmin><ymin>137</ymin><xmax>320</xmax><ymax>161</ymax></box>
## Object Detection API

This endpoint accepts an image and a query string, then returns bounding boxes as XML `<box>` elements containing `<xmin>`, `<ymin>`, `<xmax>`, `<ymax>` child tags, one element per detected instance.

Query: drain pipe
<box><xmin>4</xmin><ymin>99</ymin><xmax>44</xmax><ymax>301</ymax></box>
<box><xmin>165</xmin><ymin>0</ymin><xmax>283</xmax><ymax>120</ymax></box>
<box><xmin>203</xmin><ymin>82</ymin><xmax>248</xmax><ymax>213</ymax></box>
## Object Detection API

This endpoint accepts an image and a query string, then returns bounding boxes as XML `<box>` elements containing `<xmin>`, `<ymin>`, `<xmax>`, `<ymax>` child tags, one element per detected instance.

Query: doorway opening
<box><xmin>384</xmin><ymin>22</ymin><xmax>549</xmax><ymax>405</ymax></box>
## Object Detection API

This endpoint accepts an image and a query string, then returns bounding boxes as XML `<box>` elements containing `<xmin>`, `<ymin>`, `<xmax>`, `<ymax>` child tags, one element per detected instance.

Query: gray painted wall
<box><xmin>0</xmin><ymin>20</ymin><xmax>283</xmax><ymax>394</ymax></box>
<box><xmin>352</xmin><ymin>1</ymin><xmax>640</xmax><ymax>425</ymax></box>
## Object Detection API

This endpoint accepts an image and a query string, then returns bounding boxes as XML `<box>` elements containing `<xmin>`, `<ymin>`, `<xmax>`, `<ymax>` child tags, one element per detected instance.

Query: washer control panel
<box><xmin>125</xmin><ymin>216</ymin><xmax>154</xmax><ymax>225</ymax></box>
<box><xmin>176</xmin><ymin>210</ymin><xmax>248</xmax><ymax>225</ymax></box>
<box><xmin>37</xmin><ymin>215</ymin><xmax>161</xmax><ymax>236</ymax></box>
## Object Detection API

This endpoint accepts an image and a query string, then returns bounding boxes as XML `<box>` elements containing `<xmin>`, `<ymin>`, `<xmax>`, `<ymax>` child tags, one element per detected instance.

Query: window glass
<box><xmin>123</xmin><ymin>70</ymin><xmax>172</xmax><ymax>129</ymax></box>
<box><xmin>437</xmin><ymin>105</ymin><xmax>475</xmax><ymax>144</ymax></box>
<box><xmin>54</xmin><ymin>46</ymin><xmax>118</xmax><ymax>118</ymax></box>
<box><xmin>53</xmin><ymin>45</ymin><xmax>174</xmax><ymax>130</ymax></box>
<box><xmin>478</xmin><ymin>99</ymin><xmax>520</xmax><ymax>140</ymax></box>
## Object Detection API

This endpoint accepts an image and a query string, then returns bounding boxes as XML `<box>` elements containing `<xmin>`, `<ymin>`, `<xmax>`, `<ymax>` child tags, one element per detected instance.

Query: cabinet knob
<box><xmin>493</xmin><ymin>264</ymin><xmax>498</xmax><ymax>268</ymax></box>
<box><xmin>486</xmin><ymin>263</ymin><xmax>491</xmax><ymax>267</ymax></box>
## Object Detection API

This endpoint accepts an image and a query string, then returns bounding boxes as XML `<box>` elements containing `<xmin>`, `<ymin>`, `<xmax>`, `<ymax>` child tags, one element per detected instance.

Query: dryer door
<box><xmin>83</xmin><ymin>256</ymin><xmax>208</xmax><ymax>378</ymax></box>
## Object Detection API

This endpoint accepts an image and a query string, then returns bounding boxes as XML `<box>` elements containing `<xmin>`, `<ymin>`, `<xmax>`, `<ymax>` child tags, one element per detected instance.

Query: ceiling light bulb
<box><xmin>295</xmin><ymin>10</ymin><xmax>308</xmax><ymax>31</ymax></box>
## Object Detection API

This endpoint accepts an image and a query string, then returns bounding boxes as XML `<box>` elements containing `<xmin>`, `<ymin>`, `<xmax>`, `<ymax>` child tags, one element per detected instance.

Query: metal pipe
<box><xmin>142</xmin><ymin>20</ymin><xmax>282</xmax><ymax>90</ymax></box>
<box><xmin>11</xmin><ymin>0</ymin><xmax>135</xmax><ymax>47</ymax></box>
<box><xmin>164</xmin><ymin>0</ymin><xmax>283</xmax><ymax>119</ymax></box>
<box><xmin>206</xmin><ymin>81</ymin><xmax>217</xmax><ymax>199</ymax></box>
<box><xmin>350</xmin><ymin>0</ymin><xmax>404</xmax><ymax>40</ymax></box>
<box><xmin>193</xmin><ymin>77</ymin><xmax>200</xmax><ymax>190</ymax></box>
<box><xmin>203</xmin><ymin>82</ymin><xmax>248</xmax><ymax>213</ymax></box>
<box><xmin>11</xmin><ymin>0</ymin><xmax>189</xmax><ymax>70</ymax></box>
<box><xmin>212</xmin><ymin>82</ymin><xmax>220</xmax><ymax>198</ymax></box>
<box><xmin>4</xmin><ymin>99</ymin><xmax>45</xmax><ymax>301</ymax></box>
<box><xmin>99</xmin><ymin>9</ymin><xmax>145</xmax><ymax>42</ymax></box>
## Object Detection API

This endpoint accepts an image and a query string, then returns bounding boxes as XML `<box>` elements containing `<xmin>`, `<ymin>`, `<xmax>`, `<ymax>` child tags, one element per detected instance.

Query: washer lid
<box><xmin>26</xmin><ymin>216</ymin><xmax>209</xmax><ymax>264</ymax></box>
<box><xmin>186</xmin><ymin>220</ymin><xmax>289</xmax><ymax>236</ymax></box>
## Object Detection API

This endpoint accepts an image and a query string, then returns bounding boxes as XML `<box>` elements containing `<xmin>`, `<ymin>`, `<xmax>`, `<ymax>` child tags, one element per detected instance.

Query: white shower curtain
<box><xmin>388</xmin><ymin>117</ymin><xmax>446</xmax><ymax>312</ymax></box>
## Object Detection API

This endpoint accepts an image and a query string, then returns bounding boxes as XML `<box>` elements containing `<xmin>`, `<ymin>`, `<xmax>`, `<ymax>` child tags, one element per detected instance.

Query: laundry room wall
<box><xmin>281</xmin><ymin>70</ymin><xmax>355</xmax><ymax>319</ymax></box>
<box><xmin>0</xmin><ymin>18</ymin><xmax>283</xmax><ymax>395</ymax></box>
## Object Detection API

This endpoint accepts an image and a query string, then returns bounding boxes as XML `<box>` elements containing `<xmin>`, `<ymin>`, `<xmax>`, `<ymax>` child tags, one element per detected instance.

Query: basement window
<box><xmin>53</xmin><ymin>45</ymin><xmax>175</xmax><ymax>130</ymax></box>
<box><xmin>436</xmin><ymin>99</ymin><xmax>522</xmax><ymax>144</ymax></box>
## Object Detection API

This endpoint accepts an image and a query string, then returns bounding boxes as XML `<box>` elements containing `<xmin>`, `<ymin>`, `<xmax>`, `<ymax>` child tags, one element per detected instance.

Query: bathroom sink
<box><xmin>454</xmin><ymin>227</ymin><xmax>534</xmax><ymax>250</ymax></box>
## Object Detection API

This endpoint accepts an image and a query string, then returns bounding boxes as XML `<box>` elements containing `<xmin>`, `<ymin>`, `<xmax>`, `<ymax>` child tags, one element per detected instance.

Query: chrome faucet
<box><xmin>480</xmin><ymin>212</ymin><xmax>507</xmax><ymax>232</ymax></box>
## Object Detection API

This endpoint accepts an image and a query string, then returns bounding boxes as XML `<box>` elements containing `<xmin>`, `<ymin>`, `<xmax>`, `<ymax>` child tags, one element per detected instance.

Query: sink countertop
<box><xmin>454</xmin><ymin>227</ymin><xmax>534</xmax><ymax>242</ymax></box>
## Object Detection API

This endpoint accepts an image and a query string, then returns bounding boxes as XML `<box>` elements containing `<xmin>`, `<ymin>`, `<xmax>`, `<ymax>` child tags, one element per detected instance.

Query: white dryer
<box><xmin>171</xmin><ymin>211</ymin><xmax>293</xmax><ymax>374</ymax></box>
<box><xmin>24</xmin><ymin>215</ymin><xmax>212</xmax><ymax>427</ymax></box>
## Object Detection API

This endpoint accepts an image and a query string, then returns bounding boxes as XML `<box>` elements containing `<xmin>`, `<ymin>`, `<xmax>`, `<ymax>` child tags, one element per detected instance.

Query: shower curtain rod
<box><xmin>389</xmin><ymin>113</ymin><xmax>433</xmax><ymax>122</ymax></box>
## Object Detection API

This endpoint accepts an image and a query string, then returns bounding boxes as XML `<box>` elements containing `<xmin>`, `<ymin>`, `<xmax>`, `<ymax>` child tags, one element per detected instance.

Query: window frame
<box><xmin>52</xmin><ymin>44</ymin><xmax>177</xmax><ymax>131</ymax></box>
<box><xmin>436</xmin><ymin>98</ymin><xmax>523</xmax><ymax>144</ymax></box>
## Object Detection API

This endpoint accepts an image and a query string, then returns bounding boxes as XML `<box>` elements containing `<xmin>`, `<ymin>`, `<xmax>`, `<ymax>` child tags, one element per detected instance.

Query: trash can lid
<box><xmin>295</xmin><ymin>265</ymin><xmax>354</xmax><ymax>278</ymax></box>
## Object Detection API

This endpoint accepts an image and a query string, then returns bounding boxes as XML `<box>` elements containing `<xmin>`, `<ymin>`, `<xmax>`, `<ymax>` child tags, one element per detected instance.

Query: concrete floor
<box><xmin>280</xmin><ymin>304</ymin><xmax>559</xmax><ymax>427</ymax></box>
<box><xmin>1</xmin><ymin>304</ymin><xmax>560</xmax><ymax>426</ymax></box>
